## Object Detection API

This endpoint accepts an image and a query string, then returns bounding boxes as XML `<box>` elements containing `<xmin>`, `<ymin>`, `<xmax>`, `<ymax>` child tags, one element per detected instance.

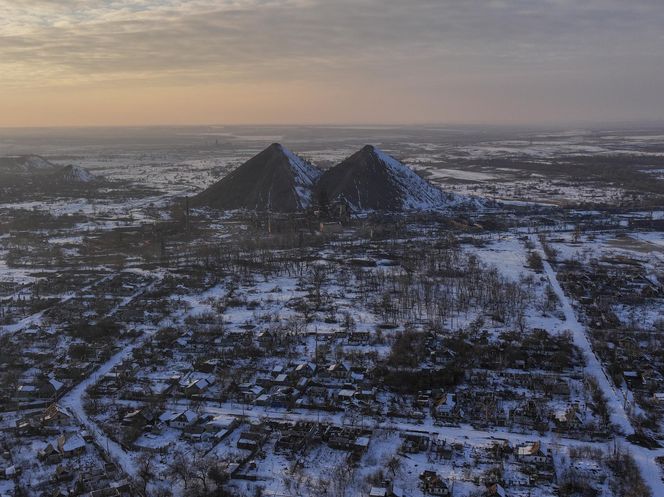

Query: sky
<box><xmin>0</xmin><ymin>0</ymin><xmax>663</xmax><ymax>127</ymax></box>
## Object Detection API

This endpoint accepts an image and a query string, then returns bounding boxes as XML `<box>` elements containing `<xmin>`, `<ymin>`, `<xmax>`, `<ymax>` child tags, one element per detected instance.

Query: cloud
<box><xmin>0</xmin><ymin>0</ymin><xmax>661</xmax><ymax>84</ymax></box>
<box><xmin>0</xmin><ymin>0</ymin><xmax>663</xmax><ymax>124</ymax></box>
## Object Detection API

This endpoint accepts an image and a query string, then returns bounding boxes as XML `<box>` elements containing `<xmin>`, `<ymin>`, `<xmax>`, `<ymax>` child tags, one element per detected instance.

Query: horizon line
<box><xmin>2</xmin><ymin>119</ymin><xmax>664</xmax><ymax>131</ymax></box>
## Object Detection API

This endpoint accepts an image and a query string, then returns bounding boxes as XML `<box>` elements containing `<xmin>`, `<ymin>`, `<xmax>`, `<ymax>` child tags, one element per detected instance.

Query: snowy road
<box><xmin>60</xmin><ymin>339</ymin><xmax>146</xmax><ymax>477</ymax></box>
<box><xmin>167</xmin><ymin>397</ymin><xmax>664</xmax><ymax>492</ymax></box>
<box><xmin>174</xmin><ymin>399</ymin><xmax>612</xmax><ymax>450</ymax></box>
<box><xmin>536</xmin><ymin>241</ymin><xmax>633</xmax><ymax>434</ymax></box>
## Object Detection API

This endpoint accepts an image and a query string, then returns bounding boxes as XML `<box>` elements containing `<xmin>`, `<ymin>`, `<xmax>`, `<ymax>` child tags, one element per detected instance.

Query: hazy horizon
<box><xmin>1</xmin><ymin>0</ymin><xmax>663</xmax><ymax>127</ymax></box>
<box><xmin>2</xmin><ymin>120</ymin><xmax>664</xmax><ymax>132</ymax></box>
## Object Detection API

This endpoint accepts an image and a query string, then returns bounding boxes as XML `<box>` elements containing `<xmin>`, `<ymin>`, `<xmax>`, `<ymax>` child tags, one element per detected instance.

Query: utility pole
<box><xmin>314</xmin><ymin>333</ymin><xmax>319</xmax><ymax>364</ymax></box>
<box><xmin>185</xmin><ymin>197</ymin><xmax>190</xmax><ymax>235</ymax></box>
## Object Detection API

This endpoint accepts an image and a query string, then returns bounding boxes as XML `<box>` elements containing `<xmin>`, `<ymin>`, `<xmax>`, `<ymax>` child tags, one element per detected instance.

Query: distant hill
<box><xmin>0</xmin><ymin>155</ymin><xmax>98</xmax><ymax>190</ymax></box>
<box><xmin>316</xmin><ymin>145</ymin><xmax>471</xmax><ymax>211</ymax></box>
<box><xmin>0</xmin><ymin>155</ymin><xmax>59</xmax><ymax>174</ymax></box>
<box><xmin>193</xmin><ymin>143</ymin><xmax>321</xmax><ymax>212</ymax></box>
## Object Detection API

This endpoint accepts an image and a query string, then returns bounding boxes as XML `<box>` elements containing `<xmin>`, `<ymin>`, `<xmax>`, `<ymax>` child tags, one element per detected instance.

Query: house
<box><xmin>16</xmin><ymin>378</ymin><xmax>64</xmax><ymax>401</ymax></box>
<box><xmin>256</xmin><ymin>375</ymin><xmax>275</xmax><ymax>389</ymax></box>
<box><xmin>369</xmin><ymin>487</ymin><xmax>388</xmax><ymax>497</ymax></box>
<box><xmin>275</xmin><ymin>423</ymin><xmax>318</xmax><ymax>454</ymax></box>
<box><xmin>257</xmin><ymin>331</ymin><xmax>275</xmax><ymax>347</ymax></box>
<box><xmin>433</xmin><ymin>393</ymin><xmax>462</xmax><ymax>423</ymax></box>
<box><xmin>239</xmin><ymin>383</ymin><xmax>265</xmax><ymax>403</ymax></box>
<box><xmin>325</xmin><ymin>426</ymin><xmax>370</xmax><ymax>454</ymax></box>
<box><xmin>623</xmin><ymin>371</ymin><xmax>642</xmax><ymax>389</ymax></box>
<box><xmin>419</xmin><ymin>470</ymin><xmax>451</xmax><ymax>496</ymax></box>
<box><xmin>515</xmin><ymin>441</ymin><xmax>548</xmax><ymax>464</ymax></box>
<box><xmin>294</xmin><ymin>362</ymin><xmax>316</xmax><ymax>377</ymax></box>
<box><xmin>350</xmin><ymin>370</ymin><xmax>366</xmax><ymax>383</ymax></box>
<box><xmin>38</xmin><ymin>442</ymin><xmax>61</xmax><ymax>463</ymax></box>
<box><xmin>180</xmin><ymin>372</ymin><xmax>215</xmax><ymax>396</ymax></box>
<box><xmin>271</xmin><ymin>386</ymin><xmax>299</xmax><ymax>407</ymax></box>
<box><xmin>53</xmin><ymin>464</ymin><xmax>74</xmax><ymax>482</ymax></box>
<box><xmin>48</xmin><ymin>378</ymin><xmax>65</xmax><ymax>396</ymax></box>
<box><xmin>57</xmin><ymin>433</ymin><xmax>86</xmax><ymax>458</ymax></box>
<box><xmin>274</xmin><ymin>373</ymin><xmax>290</xmax><ymax>386</ymax></box>
<box><xmin>553</xmin><ymin>404</ymin><xmax>583</xmax><ymax>431</ymax></box>
<box><xmin>255</xmin><ymin>394</ymin><xmax>272</xmax><ymax>406</ymax></box>
<box><xmin>15</xmin><ymin>414</ymin><xmax>42</xmax><ymax>435</ymax></box>
<box><xmin>430</xmin><ymin>438</ymin><xmax>454</xmax><ymax>459</ymax></box>
<box><xmin>0</xmin><ymin>465</ymin><xmax>20</xmax><ymax>480</ymax></box>
<box><xmin>15</xmin><ymin>384</ymin><xmax>38</xmax><ymax>399</ymax></box>
<box><xmin>122</xmin><ymin>407</ymin><xmax>156</xmax><ymax>428</ymax></box>
<box><xmin>237</xmin><ymin>424</ymin><xmax>269</xmax><ymax>451</ymax></box>
<box><xmin>204</xmin><ymin>414</ymin><xmax>239</xmax><ymax>440</ymax></box>
<box><xmin>185</xmin><ymin>376</ymin><xmax>215</xmax><ymax>396</ymax></box>
<box><xmin>271</xmin><ymin>365</ymin><xmax>285</xmax><ymax>376</ymax></box>
<box><xmin>354</xmin><ymin>436</ymin><xmax>370</xmax><ymax>454</ymax></box>
<box><xmin>349</xmin><ymin>331</ymin><xmax>370</xmax><ymax>345</ymax></box>
<box><xmin>146</xmin><ymin>378</ymin><xmax>175</xmax><ymax>398</ymax></box>
<box><xmin>41</xmin><ymin>404</ymin><xmax>74</xmax><ymax>426</ymax></box>
<box><xmin>401</xmin><ymin>433</ymin><xmax>429</xmax><ymax>453</ymax></box>
<box><xmin>326</xmin><ymin>363</ymin><xmax>349</xmax><ymax>380</ymax></box>
<box><xmin>161</xmin><ymin>409</ymin><xmax>199</xmax><ymax>429</ymax></box>
<box><xmin>335</xmin><ymin>388</ymin><xmax>356</xmax><ymax>403</ymax></box>
<box><xmin>296</xmin><ymin>377</ymin><xmax>310</xmax><ymax>391</ymax></box>
<box><xmin>571</xmin><ymin>459</ymin><xmax>607</xmax><ymax>482</ymax></box>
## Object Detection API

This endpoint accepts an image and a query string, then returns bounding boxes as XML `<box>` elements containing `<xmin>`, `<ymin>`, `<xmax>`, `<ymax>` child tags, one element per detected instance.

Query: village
<box><xmin>1</xmin><ymin>201</ymin><xmax>663</xmax><ymax>496</ymax></box>
<box><xmin>0</xmin><ymin>126</ymin><xmax>663</xmax><ymax>497</ymax></box>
